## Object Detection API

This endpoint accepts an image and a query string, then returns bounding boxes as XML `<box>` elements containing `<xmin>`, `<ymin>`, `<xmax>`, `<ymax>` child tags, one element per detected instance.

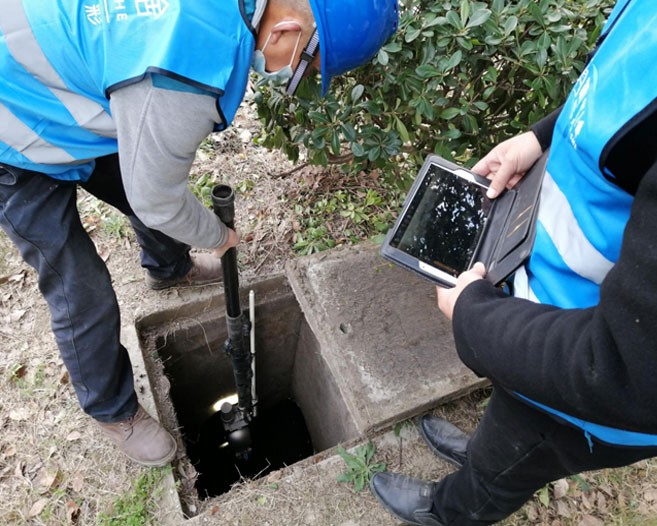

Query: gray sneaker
<box><xmin>97</xmin><ymin>405</ymin><xmax>177</xmax><ymax>467</ymax></box>
<box><xmin>145</xmin><ymin>252</ymin><xmax>223</xmax><ymax>290</ymax></box>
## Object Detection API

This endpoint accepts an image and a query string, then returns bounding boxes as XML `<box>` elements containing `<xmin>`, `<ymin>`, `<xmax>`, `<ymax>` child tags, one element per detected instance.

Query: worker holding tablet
<box><xmin>371</xmin><ymin>0</ymin><xmax>657</xmax><ymax>524</ymax></box>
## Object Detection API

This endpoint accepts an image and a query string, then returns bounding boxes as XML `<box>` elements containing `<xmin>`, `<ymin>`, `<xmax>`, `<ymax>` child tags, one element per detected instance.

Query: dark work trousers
<box><xmin>0</xmin><ymin>155</ymin><xmax>191</xmax><ymax>423</ymax></box>
<box><xmin>431</xmin><ymin>387</ymin><xmax>657</xmax><ymax>525</ymax></box>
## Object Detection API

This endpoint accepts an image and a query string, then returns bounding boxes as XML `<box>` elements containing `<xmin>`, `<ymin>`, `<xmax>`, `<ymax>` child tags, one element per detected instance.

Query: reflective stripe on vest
<box><xmin>515</xmin><ymin>0</ymin><xmax>657</xmax><ymax>445</ymax></box>
<box><xmin>1</xmin><ymin>0</ymin><xmax>114</xmax><ymax>138</ymax></box>
<box><xmin>515</xmin><ymin>0</ymin><xmax>651</xmax><ymax>308</ymax></box>
<box><xmin>0</xmin><ymin>102</ymin><xmax>76</xmax><ymax>165</ymax></box>
<box><xmin>0</xmin><ymin>0</ymin><xmax>255</xmax><ymax>178</ymax></box>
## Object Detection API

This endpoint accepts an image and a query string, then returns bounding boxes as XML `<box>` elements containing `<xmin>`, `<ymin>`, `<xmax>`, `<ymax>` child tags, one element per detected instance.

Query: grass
<box><xmin>285</xmin><ymin>168</ymin><xmax>405</xmax><ymax>256</ymax></box>
<box><xmin>336</xmin><ymin>441</ymin><xmax>387</xmax><ymax>493</ymax></box>
<box><xmin>77</xmin><ymin>191</ymin><xmax>132</xmax><ymax>241</ymax></box>
<box><xmin>98</xmin><ymin>467</ymin><xmax>171</xmax><ymax>526</ymax></box>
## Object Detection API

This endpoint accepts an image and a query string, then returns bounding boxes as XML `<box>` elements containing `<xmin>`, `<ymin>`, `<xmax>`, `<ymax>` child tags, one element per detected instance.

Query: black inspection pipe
<box><xmin>211</xmin><ymin>185</ymin><xmax>253</xmax><ymax>418</ymax></box>
<box><xmin>211</xmin><ymin>185</ymin><xmax>241</xmax><ymax>317</ymax></box>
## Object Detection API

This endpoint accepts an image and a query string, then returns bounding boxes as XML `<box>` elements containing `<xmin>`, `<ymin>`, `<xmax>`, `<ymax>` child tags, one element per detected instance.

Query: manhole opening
<box><xmin>136</xmin><ymin>276</ymin><xmax>357</xmax><ymax>502</ymax></box>
<box><xmin>188</xmin><ymin>398</ymin><xmax>313</xmax><ymax>498</ymax></box>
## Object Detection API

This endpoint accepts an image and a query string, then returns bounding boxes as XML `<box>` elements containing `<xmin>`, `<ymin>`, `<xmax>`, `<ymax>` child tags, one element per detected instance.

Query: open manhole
<box><xmin>135</xmin><ymin>274</ymin><xmax>358</xmax><ymax>503</ymax></box>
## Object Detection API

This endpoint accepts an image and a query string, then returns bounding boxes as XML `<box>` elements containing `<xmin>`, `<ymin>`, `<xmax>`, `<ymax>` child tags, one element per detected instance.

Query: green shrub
<box><xmin>254</xmin><ymin>0</ymin><xmax>613</xmax><ymax>186</ymax></box>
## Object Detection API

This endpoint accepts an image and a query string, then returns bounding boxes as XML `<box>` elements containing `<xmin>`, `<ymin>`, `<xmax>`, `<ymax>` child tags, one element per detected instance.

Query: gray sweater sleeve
<box><xmin>109</xmin><ymin>77</ymin><xmax>228</xmax><ymax>249</ymax></box>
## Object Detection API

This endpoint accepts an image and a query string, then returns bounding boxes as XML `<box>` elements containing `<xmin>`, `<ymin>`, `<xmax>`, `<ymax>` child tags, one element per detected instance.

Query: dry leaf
<box><xmin>34</xmin><ymin>467</ymin><xmax>60</xmax><ymax>494</ymax></box>
<box><xmin>66</xmin><ymin>431</ymin><xmax>83</xmax><ymax>442</ymax></box>
<box><xmin>59</xmin><ymin>369</ymin><xmax>70</xmax><ymax>384</ymax></box>
<box><xmin>9</xmin><ymin>407</ymin><xmax>32</xmax><ymax>421</ymax></box>
<box><xmin>70</xmin><ymin>472</ymin><xmax>84</xmax><ymax>493</ymax></box>
<box><xmin>525</xmin><ymin>502</ymin><xmax>538</xmax><ymax>521</ymax></box>
<box><xmin>28</xmin><ymin>498</ymin><xmax>49</xmax><ymax>518</ymax></box>
<box><xmin>9</xmin><ymin>365</ymin><xmax>27</xmax><ymax>379</ymax></box>
<box><xmin>598</xmin><ymin>484</ymin><xmax>613</xmax><ymax>497</ymax></box>
<box><xmin>14</xmin><ymin>460</ymin><xmax>25</xmax><ymax>478</ymax></box>
<box><xmin>580</xmin><ymin>514</ymin><xmax>604</xmax><ymax>526</ymax></box>
<box><xmin>644</xmin><ymin>488</ymin><xmax>657</xmax><ymax>502</ymax></box>
<box><xmin>595</xmin><ymin>491</ymin><xmax>607</xmax><ymax>512</ymax></box>
<box><xmin>267</xmin><ymin>470</ymin><xmax>282</xmax><ymax>482</ymax></box>
<box><xmin>553</xmin><ymin>478</ymin><xmax>569</xmax><ymax>499</ymax></box>
<box><xmin>555</xmin><ymin>500</ymin><xmax>571</xmax><ymax>517</ymax></box>
<box><xmin>10</xmin><ymin>308</ymin><xmax>27</xmax><ymax>322</ymax></box>
<box><xmin>638</xmin><ymin>500</ymin><xmax>651</xmax><ymax>515</ymax></box>
<box><xmin>581</xmin><ymin>491</ymin><xmax>593</xmax><ymax>509</ymax></box>
<box><xmin>66</xmin><ymin>501</ymin><xmax>81</xmax><ymax>524</ymax></box>
<box><xmin>8</xmin><ymin>270</ymin><xmax>26</xmax><ymax>283</ymax></box>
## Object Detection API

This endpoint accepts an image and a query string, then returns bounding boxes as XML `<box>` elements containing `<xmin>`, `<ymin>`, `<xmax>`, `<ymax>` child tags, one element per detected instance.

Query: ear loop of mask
<box><xmin>286</xmin><ymin>25</ymin><xmax>319</xmax><ymax>96</ymax></box>
<box><xmin>261</xmin><ymin>21</ymin><xmax>302</xmax><ymax>66</ymax></box>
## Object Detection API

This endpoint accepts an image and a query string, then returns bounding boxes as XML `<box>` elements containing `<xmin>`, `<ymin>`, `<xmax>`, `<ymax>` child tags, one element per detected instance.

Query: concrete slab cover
<box><xmin>285</xmin><ymin>241</ymin><xmax>484</xmax><ymax>435</ymax></box>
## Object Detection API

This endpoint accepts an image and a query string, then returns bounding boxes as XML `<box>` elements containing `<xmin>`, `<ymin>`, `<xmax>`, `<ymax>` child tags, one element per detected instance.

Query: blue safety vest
<box><xmin>514</xmin><ymin>0</ymin><xmax>657</xmax><ymax>447</ymax></box>
<box><xmin>0</xmin><ymin>0</ymin><xmax>256</xmax><ymax>181</ymax></box>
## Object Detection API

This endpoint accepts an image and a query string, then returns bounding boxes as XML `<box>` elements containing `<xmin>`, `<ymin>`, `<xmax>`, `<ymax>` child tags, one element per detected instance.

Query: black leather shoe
<box><xmin>420</xmin><ymin>415</ymin><xmax>470</xmax><ymax>468</ymax></box>
<box><xmin>370</xmin><ymin>472</ymin><xmax>445</xmax><ymax>526</ymax></box>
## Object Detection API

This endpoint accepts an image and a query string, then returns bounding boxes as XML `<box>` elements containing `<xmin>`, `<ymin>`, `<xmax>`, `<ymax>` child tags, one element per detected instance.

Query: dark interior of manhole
<box><xmin>152</xmin><ymin>284</ymin><xmax>320</xmax><ymax>499</ymax></box>
<box><xmin>186</xmin><ymin>398</ymin><xmax>314</xmax><ymax>498</ymax></box>
<box><xmin>142</xmin><ymin>272</ymin><xmax>349</xmax><ymax>499</ymax></box>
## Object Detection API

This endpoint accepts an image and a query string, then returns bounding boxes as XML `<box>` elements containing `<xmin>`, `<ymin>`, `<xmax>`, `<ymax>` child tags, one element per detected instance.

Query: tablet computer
<box><xmin>381</xmin><ymin>152</ymin><xmax>548</xmax><ymax>288</ymax></box>
<box><xmin>380</xmin><ymin>156</ymin><xmax>493</xmax><ymax>288</ymax></box>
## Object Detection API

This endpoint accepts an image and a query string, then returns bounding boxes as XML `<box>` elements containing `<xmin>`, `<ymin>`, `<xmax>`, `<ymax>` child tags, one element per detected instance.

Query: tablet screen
<box><xmin>389</xmin><ymin>163</ymin><xmax>490</xmax><ymax>279</ymax></box>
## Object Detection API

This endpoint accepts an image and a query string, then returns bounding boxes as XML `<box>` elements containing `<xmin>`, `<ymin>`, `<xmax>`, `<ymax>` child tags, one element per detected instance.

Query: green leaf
<box><xmin>446</xmin><ymin>10</ymin><xmax>462</xmax><ymax>29</ymax></box>
<box><xmin>459</xmin><ymin>0</ymin><xmax>470</xmax><ymax>26</ymax></box>
<box><xmin>377</xmin><ymin>48</ymin><xmax>390</xmax><ymax>66</ymax></box>
<box><xmin>502</xmin><ymin>16</ymin><xmax>518</xmax><ymax>35</ymax></box>
<box><xmin>351</xmin><ymin>84</ymin><xmax>365</xmax><ymax>104</ymax></box>
<box><xmin>405</xmin><ymin>27</ymin><xmax>422</xmax><ymax>42</ymax></box>
<box><xmin>395</xmin><ymin>118</ymin><xmax>411</xmax><ymax>144</ymax></box>
<box><xmin>442</xmin><ymin>128</ymin><xmax>462</xmax><ymax>139</ymax></box>
<box><xmin>354</xmin><ymin>474</ymin><xmax>365</xmax><ymax>493</ymax></box>
<box><xmin>336</xmin><ymin>441</ymin><xmax>386</xmax><ymax>493</ymax></box>
<box><xmin>336</xmin><ymin>473</ymin><xmax>352</xmax><ymax>483</ymax></box>
<box><xmin>383</xmin><ymin>41</ymin><xmax>403</xmax><ymax>53</ymax></box>
<box><xmin>367</xmin><ymin>145</ymin><xmax>382</xmax><ymax>162</ymax></box>
<box><xmin>537</xmin><ymin>485</ymin><xmax>550</xmax><ymax>507</ymax></box>
<box><xmin>445</xmin><ymin>50</ymin><xmax>463</xmax><ymax>70</ymax></box>
<box><xmin>330</xmin><ymin>132</ymin><xmax>341</xmax><ymax>156</ymax></box>
<box><xmin>440</xmin><ymin>107</ymin><xmax>461</xmax><ymax>120</ymax></box>
<box><xmin>351</xmin><ymin>143</ymin><xmax>365</xmax><ymax>158</ymax></box>
<box><xmin>466</xmin><ymin>9</ymin><xmax>491</xmax><ymax>28</ymax></box>
<box><xmin>415</xmin><ymin>64</ymin><xmax>440</xmax><ymax>79</ymax></box>
<box><xmin>456</xmin><ymin>36</ymin><xmax>474</xmax><ymax>51</ymax></box>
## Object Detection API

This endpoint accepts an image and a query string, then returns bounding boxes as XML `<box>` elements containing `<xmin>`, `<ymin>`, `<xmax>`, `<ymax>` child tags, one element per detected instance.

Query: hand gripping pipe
<box><xmin>211</xmin><ymin>184</ymin><xmax>253</xmax><ymax>459</ymax></box>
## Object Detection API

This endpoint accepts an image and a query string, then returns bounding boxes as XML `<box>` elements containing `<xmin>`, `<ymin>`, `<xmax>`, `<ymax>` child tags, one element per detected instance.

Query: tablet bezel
<box><xmin>381</xmin><ymin>155</ymin><xmax>491</xmax><ymax>288</ymax></box>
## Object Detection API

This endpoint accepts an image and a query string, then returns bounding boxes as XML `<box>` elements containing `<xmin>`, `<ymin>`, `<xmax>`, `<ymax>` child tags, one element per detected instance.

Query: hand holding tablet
<box><xmin>381</xmin><ymin>152</ymin><xmax>548</xmax><ymax>288</ymax></box>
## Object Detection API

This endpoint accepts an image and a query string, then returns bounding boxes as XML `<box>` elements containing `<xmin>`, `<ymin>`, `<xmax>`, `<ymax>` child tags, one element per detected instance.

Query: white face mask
<box><xmin>252</xmin><ymin>22</ymin><xmax>302</xmax><ymax>84</ymax></box>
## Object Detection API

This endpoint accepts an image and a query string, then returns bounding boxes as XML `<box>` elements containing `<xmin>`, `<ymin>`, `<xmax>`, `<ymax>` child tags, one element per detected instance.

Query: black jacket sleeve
<box><xmin>530</xmin><ymin>106</ymin><xmax>562</xmax><ymax>152</ymax></box>
<box><xmin>451</xmin><ymin>157</ymin><xmax>657</xmax><ymax>433</ymax></box>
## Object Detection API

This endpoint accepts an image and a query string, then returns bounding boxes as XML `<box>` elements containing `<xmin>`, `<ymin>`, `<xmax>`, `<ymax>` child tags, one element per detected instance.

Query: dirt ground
<box><xmin>2</xmin><ymin>100</ymin><xmax>657</xmax><ymax>525</ymax></box>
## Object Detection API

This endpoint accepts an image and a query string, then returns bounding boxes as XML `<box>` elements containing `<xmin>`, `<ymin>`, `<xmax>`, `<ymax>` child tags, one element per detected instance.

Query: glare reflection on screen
<box><xmin>391</xmin><ymin>164</ymin><xmax>489</xmax><ymax>277</ymax></box>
